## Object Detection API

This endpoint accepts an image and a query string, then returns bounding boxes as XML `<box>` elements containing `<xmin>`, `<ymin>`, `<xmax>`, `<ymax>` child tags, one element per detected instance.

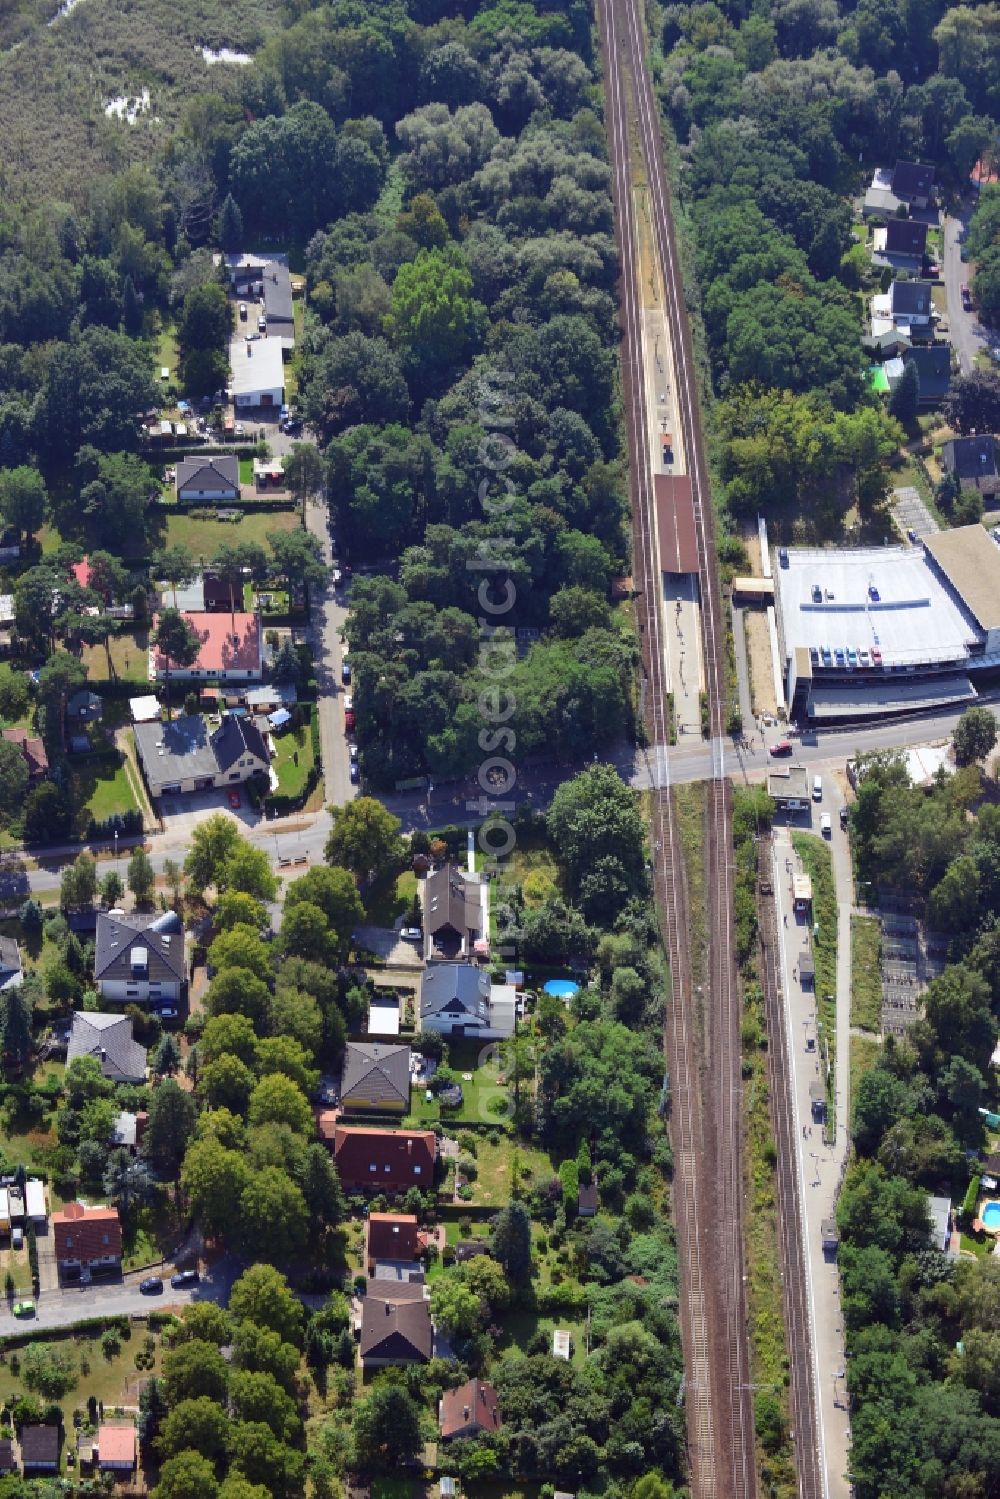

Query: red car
<box><xmin>769</xmin><ymin>740</ymin><xmax>793</xmax><ymax>757</ymax></box>
<box><xmin>228</xmin><ymin>789</ymin><xmax>241</xmax><ymax>809</ymax></box>
<box><xmin>344</xmin><ymin>709</ymin><xmax>356</xmax><ymax>731</ymax></box>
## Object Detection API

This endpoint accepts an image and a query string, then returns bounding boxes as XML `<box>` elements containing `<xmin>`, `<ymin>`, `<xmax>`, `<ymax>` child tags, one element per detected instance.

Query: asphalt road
<box><xmin>304</xmin><ymin>495</ymin><xmax>355</xmax><ymax>813</ymax></box>
<box><xmin>943</xmin><ymin>207</ymin><xmax>988</xmax><ymax>374</ymax></box>
<box><xmin>1</xmin><ymin>1256</ymin><xmax>240</xmax><ymax>1333</ymax></box>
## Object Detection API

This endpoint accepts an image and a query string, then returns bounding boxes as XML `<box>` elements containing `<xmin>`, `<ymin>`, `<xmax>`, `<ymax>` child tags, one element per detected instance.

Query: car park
<box><xmin>140</xmin><ymin>1277</ymin><xmax>163</xmax><ymax>1294</ymax></box>
<box><xmin>170</xmin><ymin>1268</ymin><xmax>200</xmax><ymax>1289</ymax></box>
<box><xmin>769</xmin><ymin>740</ymin><xmax>793</xmax><ymax>757</ymax></box>
<box><xmin>820</xmin><ymin>813</ymin><xmax>832</xmax><ymax>836</ymax></box>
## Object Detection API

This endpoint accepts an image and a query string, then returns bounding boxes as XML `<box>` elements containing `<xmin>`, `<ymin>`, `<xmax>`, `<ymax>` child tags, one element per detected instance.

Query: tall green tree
<box><xmin>152</xmin><ymin>608</ymin><xmax>202</xmax><ymax>714</ymax></box>
<box><xmin>0</xmin><ymin>465</ymin><xmax>46</xmax><ymax>543</ymax></box>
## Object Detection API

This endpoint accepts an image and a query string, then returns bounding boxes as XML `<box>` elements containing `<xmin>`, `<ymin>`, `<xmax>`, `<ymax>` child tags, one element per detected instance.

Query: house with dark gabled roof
<box><xmin>0</xmin><ymin>1439</ymin><xmax>15</xmax><ymax>1475</ymax></box>
<box><xmin>341</xmin><ymin>1043</ymin><xmax>411</xmax><ymax>1113</ymax></box>
<box><xmin>360</xmin><ymin>1282</ymin><xmax>433</xmax><ymax>1367</ymax></box>
<box><xmin>942</xmin><ymin>434</ymin><xmax>998</xmax><ymax>486</ymax></box>
<box><xmin>873</xmin><ymin>218</ymin><xmax>928</xmax><ymax>273</ymax></box>
<box><xmin>422</xmin><ymin>864</ymin><xmax>481</xmax><ymax>958</ymax></box>
<box><xmin>420</xmin><ymin>961</ymin><xmax>516</xmax><ymax>1040</ymax></box>
<box><xmin>903</xmin><ymin>344</ymin><xmax>952</xmax><ymax>407</ymax></box>
<box><xmin>67</xmin><ymin>1011</ymin><xmax>146</xmax><ymax>1084</ymax></box>
<box><xmin>439</xmin><ymin>1378</ymin><xmax>502</xmax><ymax>1440</ymax></box>
<box><xmin>95</xmin><ymin>909</ymin><xmax>185</xmax><ymax>1004</ymax></box>
<box><xmin>134</xmin><ymin>712</ymin><xmax>270</xmax><ymax>798</ymax></box>
<box><xmin>332</xmin><ymin>1127</ymin><xmax>437</xmax><ymax>1191</ymax></box>
<box><xmin>889</xmin><ymin>279</ymin><xmax>933</xmax><ymax>327</ymax></box>
<box><xmin>20</xmin><ymin>1426</ymin><xmax>60</xmax><ymax>1472</ymax></box>
<box><xmin>891</xmin><ymin>160</ymin><xmax>934</xmax><ymax>207</ymax></box>
<box><xmin>175</xmin><ymin>455</ymin><xmax>239</xmax><ymax>503</ymax></box>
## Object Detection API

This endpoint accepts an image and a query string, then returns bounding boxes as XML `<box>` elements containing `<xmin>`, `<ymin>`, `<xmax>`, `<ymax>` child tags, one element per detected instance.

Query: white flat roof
<box><xmin>368</xmin><ymin>1001</ymin><xmax>401</xmax><ymax>1037</ymax></box>
<box><xmin>776</xmin><ymin>546</ymin><xmax>978</xmax><ymax>668</ymax></box>
<box><xmin>230</xmin><ymin>335</ymin><xmax>284</xmax><ymax>396</ymax></box>
<box><xmin>130</xmin><ymin>695</ymin><xmax>161</xmax><ymax>723</ymax></box>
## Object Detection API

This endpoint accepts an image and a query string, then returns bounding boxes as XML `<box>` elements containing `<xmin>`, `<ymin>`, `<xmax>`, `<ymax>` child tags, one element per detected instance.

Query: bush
<box><xmin>22</xmin><ymin>1342</ymin><xmax>76</xmax><ymax>1398</ymax></box>
<box><xmin>962</xmin><ymin>1174</ymin><xmax>982</xmax><ymax>1226</ymax></box>
<box><xmin>558</xmin><ymin>1158</ymin><xmax>579</xmax><ymax>1216</ymax></box>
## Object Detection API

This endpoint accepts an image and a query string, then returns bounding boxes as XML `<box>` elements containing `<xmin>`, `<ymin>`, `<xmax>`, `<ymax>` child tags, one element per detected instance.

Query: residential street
<box><xmin>303</xmin><ymin>494</ymin><xmax>355</xmax><ymax>813</ymax></box>
<box><xmin>0</xmin><ymin>1256</ymin><xmax>240</xmax><ymax>1333</ymax></box>
<box><xmin>943</xmin><ymin>208</ymin><xmax>988</xmax><ymax>374</ymax></box>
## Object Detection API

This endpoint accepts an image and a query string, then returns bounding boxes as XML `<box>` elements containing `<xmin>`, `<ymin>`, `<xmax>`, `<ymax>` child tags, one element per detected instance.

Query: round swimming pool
<box><xmin>982</xmin><ymin>1201</ymin><xmax>1000</xmax><ymax>1233</ymax></box>
<box><xmin>543</xmin><ymin>978</ymin><xmax>579</xmax><ymax>999</ymax></box>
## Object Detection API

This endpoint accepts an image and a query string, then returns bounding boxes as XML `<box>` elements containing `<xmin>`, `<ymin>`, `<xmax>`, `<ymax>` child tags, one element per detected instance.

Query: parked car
<box><xmin>769</xmin><ymin>740</ymin><xmax>793</xmax><ymax>757</ymax></box>
<box><xmin>158</xmin><ymin>1006</ymin><xmax>178</xmax><ymax>1021</ymax></box>
<box><xmin>350</xmin><ymin>763</ymin><xmax>360</xmax><ymax>784</ymax></box>
<box><xmin>238</xmin><ymin>302</ymin><xmax>247</xmax><ymax>321</ymax></box>
<box><xmin>257</xmin><ymin>315</ymin><xmax>267</xmax><ymax>332</ymax></box>
<box><xmin>170</xmin><ymin>1268</ymin><xmax>200</xmax><ymax>1289</ymax></box>
<box><xmin>228</xmin><ymin>788</ymin><xmax>241</xmax><ymax>809</ymax></box>
<box><xmin>12</xmin><ymin>1226</ymin><xmax>23</xmax><ymax>1249</ymax></box>
<box><xmin>343</xmin><ymin>693</ymin><xmax>353</xmax><ymax>711</ymax></box>
<box><xmin>344</xmin><ymin>708</ymin><xmax>356</xmax><ymax>731</ymax></box>
<box><xmin>812</xmin><ymin>775</ymin><xmax>822</xmax><ymax>801</ymax></box>
<box><xmin>234</xmin><ymin>422</ymin><xmax>246</xmax><ymax>438</ymax></box>
<box><xmin>401</xmin><ymin>927</ymin><xmax>423</xmax><ymax>942</ymax></box>
<box><xmin>820</xmin><ymin>813</ymin><xmax>832</xmax><ymax>836</ymax></box>
<box><xmin>341</xmin><ymin>658</ymin><xmax>352</xmax><ymax>685</ymax></box>
<box><xmin>12</xmin><ymin>1300</ymin><xmax>35</xmax><ymax>1318</ymax></box>
<box><xmin>871</xmin><ymin>646</ymin><xmax>882</xmax><ymax>664</ymax></box>
<box><xmin>859</xmin><ymin>648</ymin><xmax>871</xmax><ymax>667</ymax></box>
<box><xmin>961</xmin><ymin>283</ymin><xmax>971</xmax><ymax>309</ymax></box>
<box><xmin>349</xmin><ymin>744</ymin><xmax>359</xmax><ymax>763</ymax></box>
<box><xmin>279</xmin><ymin>404</ymin><xmax>289</xmax><ymax>421</ymax></box>
<box><xmin>840</xmin><ymin>806</ymin><xmax>849</xmax><ymax>829</ymax></box>
<box><xmin>333</xmin><ymin>568</ymin><xmax>342</xmax><ymax>586</ymax></box>
<box><xmin>140</xmin><ymin>1277</ymin><xmax>163</xmax><ymax>1294</ymax></box>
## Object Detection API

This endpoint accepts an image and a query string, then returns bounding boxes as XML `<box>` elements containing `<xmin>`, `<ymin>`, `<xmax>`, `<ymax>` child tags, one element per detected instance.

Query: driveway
<box><xmin>355</xmin><ymin>926</ymin><xmax>423</xmax><ymax>967</ymax></box>
<box><xmin>35</xmin><ymin>1222</ymin><xmax>59</xmax><ymax>1295</ymax></box>
<box><xmin>943</xmin><ymin>208</ymin><xmax>989</xmax><ymax>374</ymax></box>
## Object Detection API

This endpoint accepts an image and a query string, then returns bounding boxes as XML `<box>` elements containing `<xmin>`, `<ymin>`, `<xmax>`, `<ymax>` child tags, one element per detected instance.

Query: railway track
<box><xmin>596</xmin><ymin>0</ymin><xmax>757</xmax><ymax>1494</ymax></box>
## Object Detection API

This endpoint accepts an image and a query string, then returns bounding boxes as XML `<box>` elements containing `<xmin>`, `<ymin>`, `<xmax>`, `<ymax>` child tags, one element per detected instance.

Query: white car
<box><xmin>820</xmin><ymin>813</ymin><xmax>832</xmax><ymax>837</ymax></box>
<box><xmin>401</xmin><ymin>927</ymin><xmax>423</xmax><ymax>942</ymax></box>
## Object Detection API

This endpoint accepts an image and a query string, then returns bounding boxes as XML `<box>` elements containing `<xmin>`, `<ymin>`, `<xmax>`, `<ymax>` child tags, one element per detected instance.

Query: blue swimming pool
<box><xmin>983</xmin><ymin>1201</ymin><xmax>1000</xmax><ymax>1233</ymax></box>
<box><xmin>543</xmin><ymin>979</ymin><xmax>579</xmax><ymax>999</ymax></box>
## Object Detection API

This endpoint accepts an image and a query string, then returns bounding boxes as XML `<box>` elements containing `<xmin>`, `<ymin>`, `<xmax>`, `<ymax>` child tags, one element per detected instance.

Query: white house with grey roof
<box><xmin>0</xmin><ymin>936</ymin><xmax>23</xmax><ymax>990</ymax></box>
<box><xmin>95</xmin><ymin>910</ymin><xmax>185</xmax><ymax>1004</ymax></box>
<box><xmin>134</xmin><ymin>713</ymin><xmax>270</xmax><ymax>798</ymax></box>
<box><xmin>420</xmin><ymin>961</ymin><xmax>515</xmax><ymax>1040</ymax></box>
<box><xmin>67</xmin><ymin>1012</ymin><xmax>146</xmax><ymax>1084</ymax></box>
<box><xmin>175</xmin><ymin>455</ymin><xmax>240</xmax><ymax>502</ymax></box>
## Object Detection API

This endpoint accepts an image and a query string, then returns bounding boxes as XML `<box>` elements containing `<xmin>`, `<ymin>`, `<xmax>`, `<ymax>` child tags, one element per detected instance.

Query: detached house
<box><xmin>175</xmin><ymin>455</ymin><xmax>240</xmax><ymax>503</ymax></box>
<box><xmin>96</xmin><ymin>1426</ymin><xmax>136</xmax><ymax>1473</ymax></box>
<box><xmin>20</xmin><ymin>1427</ymin><xmax>60</xmax><ymax>1473</ymax></box>
<box><xmin>332</xmin><ymin>1127</ymin><xmax>437</xmax><ymax>1191</ymax></box>
<box><xmin>0</xmin><ymin>935</ymin><xmax>23</xmax><ymax>991</ymax></box>
<box><xmin>67</xmin><ymin>1011</ymin><xmax>146</xmax><ymax>1084</ymax></box>
<box><xmin>134</xmin><ymin>713</ymin><xmax>270</xmax><ymax>798</ymax></box>
<box><xmin>439</xmin><ymin>1379</ymin><xmax>502</xmax><ymax>1441</ymax></box>
<box><xmin>341</xmin><ymin>1042</ymin><xmax>411</xmax><ymax>1114</ymax></box>
<box><xmin>151</xmin><ymin>611</ymin><xmax>263</xmax><ymax>682</ymax></box>
<box><xmin>891</xmin><ymin>159</ymin><xmax>934</xmax><ymax>208</ymax></box>
<box><xmin>52</xmin><ymin>1202</ymin><xmax>122</xmax><ymax>1281</ymax></box>
<box><xmin>95</xmin><ymin>910</ymin><xmax>185</xmax><ymax>1004</ymax></box>
<box><xmin>423</xmin><ymin>864</ymin><xmax>482</xmax><ymax>958</ymax></box>
<box><xmin>942</xmin><ymin>434</ymin><xmax>998</xmax><ymax>487</ymax></box>
<box><xmin>366</xmin><ymin>1212</ymin><xmax>419</xmax><ymax>1271</ymax></box>
<box><xmin>420</xmin><ymin>961</ymin><xmax>515</xmax><ymax>1040</ymax></box>
<box><xmin>889</xmin><ymin>279</ymin><xmax>933</xmax><ymax>328</ymax></box>
<box><xmin>2</xmin><ymin>727</ymin><xmax>48</xmax><ymax>781</ymax></box>
<box><xmin>872</xmin><ymin>218</ymin><xmax>928</xmax><ymax>273</ymax></box>
<box><xmin>360</xmin><ymin>1281</ymin><xmax>432</xmax><ymax>1367</ymax></box>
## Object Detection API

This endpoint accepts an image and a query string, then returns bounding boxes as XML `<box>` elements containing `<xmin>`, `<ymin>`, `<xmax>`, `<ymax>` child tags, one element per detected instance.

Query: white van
<box><xmin>812</xmin><ymin>775</ymin><xmax>823</xmax><ymax>801</ymax></box>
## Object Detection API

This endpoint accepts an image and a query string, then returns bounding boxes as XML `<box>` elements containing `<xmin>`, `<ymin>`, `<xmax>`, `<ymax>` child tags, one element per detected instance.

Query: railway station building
<box><xmin>773</xmin><ymin>527</ymin><xmax>1000</xmax><ymax>724</ymax></box>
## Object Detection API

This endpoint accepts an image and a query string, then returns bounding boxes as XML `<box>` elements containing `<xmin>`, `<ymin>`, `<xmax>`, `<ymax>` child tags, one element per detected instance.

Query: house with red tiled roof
<box><xmin>439</xmin><ymin>1378</ymin><xmax>502</xmax><ymax>1440</ymax></box>
<box><xmin>332</xmin><ymin>1127</ymin><xmax>437</xmax><ymax>1191</ymax></box>
<box><xmin>72</xmin><ymin>557</ymin><xmax>93</xmax><ymax>590</ymax></box>
<box><xmin>151</xmin><ymin>611</ymin><xmax>263</xmax><ymax>682</ymax></box>
<box><xmin>366</xmin><ymin>1212</ymin><xmax>419</xmax><ymax>1269</ymax></box>
<box><xmin>96</xmin><ymin>1425</ymin><xmax>135</xmax><ymax>1472</ymax></box>
<box><xmin>52</xmin><ymin>1203</ymin><xmax>122</xmax><ymax>1281</ymax></box>
<box><xmin>2</xmin><ymin>727</ymin><xmax>48</xmax><ymax>780</ymax></box>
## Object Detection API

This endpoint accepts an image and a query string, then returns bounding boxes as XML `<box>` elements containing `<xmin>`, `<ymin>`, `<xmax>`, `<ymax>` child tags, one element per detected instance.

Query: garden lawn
<box><xmin>161</xmin><ymin>507</ymin><xmax>297</xmax><ymax>559</ymax></box>
<box><xmin>0</xmin><ymin>1323</ymin><xmax>164</xmax><ymax>1422</ymax></box>
<box><xmin>498</xmin><ymin>1309</ymin><xmax>590</xmax><ymax>1367</ymax></box>
<box><xmin>363</xmin><ymin>870</ymin><xmax>418</xmax><ymax>928</ymax></box>
<box><xmin>461</xmin><ymin>1136</ymin><xmax>554</xmax><ymax>1207</ymax></box>
<box><xmin>80</xmin><ymin>628</ymin><xmax>151</xmax><ymax>684</ymax></box>
<box><xmin>408</xmin><ymin>1042</ymin><xmax>509</xmax><ymax>1129</ymax></box>
<box><xmin>271</xmin><ymin>719</ymin><xmax>316</xmax><ymax>800</ymax></box>
<box><xmin>68</xmin><ymin>753</ymin><xmax>140</xmax><ymax>836</ymax></box>
<box><xmin>156</xmin><ymin>323</ymin><xmax>179</xmax><ymax>381</ymax></box>
<box><xmin>239</xmin><ymin>457</ymin><xmax>254</xmax><ymax>485</ymax></box>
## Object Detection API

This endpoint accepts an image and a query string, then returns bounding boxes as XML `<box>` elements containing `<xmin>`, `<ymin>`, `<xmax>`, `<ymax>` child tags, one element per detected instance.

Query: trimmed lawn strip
<box><xmin>850</xmin><ymin>914</ymin><xmax>882</xmax><ymax>1032</ymax></box>
<box><xmin>162</xmin><ymin>507</ymin><xmax>297</xmax><ymax>559</ymax></box>
<box><xmin>68</xmin><ymin>753</ymin><xmax>140</xmax><ymax>837</ymax></box>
